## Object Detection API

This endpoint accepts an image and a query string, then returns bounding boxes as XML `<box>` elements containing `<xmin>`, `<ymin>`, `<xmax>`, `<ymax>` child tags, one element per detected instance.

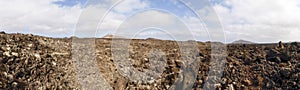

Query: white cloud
<box><xmin>0</xmin><ymin>0</ymin><xmax>151</xmax><ymax>37</ymax></box>
<box><xmin>0</xmin><ymin>0</ymin><xmax>82</xmax><ymax>37</ymax></box>
<box><xmin>120</xmin><ymin>10</ymin><xmax>177</xmax><ymax>28</ymax></box>
<box><xmin>213</xmin><ymin>0</ymin><xmax>300</xmax><ymax>43</ymax></box>
<box><xmin>67</xmin><ymin>0</ymin><xmax>152</xmax><ymax>37</ymax></box>
<box><xmin>110</xmin><ymin>10</ymin><xmax>200</xmax><ymax>41</ymax></box>
<box><xmin>115</xmin><ymin>10</ymin><xmax>180</xmax><ymax>36</ymax></box>
<box><xmin>2</xmin><ymin>0</ymin><xmax>298</xmax><ymax>43</ymax></box>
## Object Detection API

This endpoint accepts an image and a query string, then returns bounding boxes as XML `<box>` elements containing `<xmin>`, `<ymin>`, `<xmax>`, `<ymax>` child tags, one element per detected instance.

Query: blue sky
<box><xmin>53</xmin><ymin>0</ymin><xmax>87</xmax><ymax>7</ymax></box>
<box><xmin>51</xmin><ymin>0</ymin><xmax>234</xmax><ymax>18</ymax></box>
<box><xmin>55</xmin><ymin>0</ymin><xmax>196</xmax><ymax>17</ymax></box>
<box><xmin>52</xmin><ymin>0</ymin><xmax>212</xmax><ymax>17</ymax></box>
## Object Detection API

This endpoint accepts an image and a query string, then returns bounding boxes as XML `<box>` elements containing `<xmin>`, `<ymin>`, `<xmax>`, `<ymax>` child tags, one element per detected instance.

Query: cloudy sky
<box><xmin>0</xmin><ymin>0</ymin><xmax>299</xmax><ymax>43</ymax></box>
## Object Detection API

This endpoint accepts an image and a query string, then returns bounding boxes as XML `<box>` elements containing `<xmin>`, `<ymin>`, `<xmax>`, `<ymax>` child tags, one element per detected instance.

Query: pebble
<box><xmin>221</xmin><ymin>78</ymin><xmax>227</xmax><ymax>84</ymax></box>
<box><xmin>243</xmin><ymin>79</ymin><xmax>252</xmax><ymax>86</ymax></box>
<box><xmin>7</xmin><ymin>74</ymin><xmax>14</xmax><ymax>81</ymax></box>
<box><xmin>11</xmin><ymin>52</ymin><xmax>18</xmax><ymax>56</ymax></box>
<box><xmin>3</xmin><ymin>72</ymin><xmax>8</xmax><ymax>78</ymax></box>
<box><xmin>3</xmin><ymin>52</ymin><xmax>11</xmax><ymax>57</ymax></box>
<box><xmin>34</xmin><ymin>53</ymin><xmax>41</xmax><ymax>58</ymax></box>
<box><xmin>228</xmin><ymin>84</ymin><xmax>235</xmax><ymax>90</ymax></box>
<box><xmin>52</xmin><ymin>61</ymin><xmax>57</xmax><ymax>66</ymax></box>
<box><xmin>12</xmin><ymin>82</ymin><xmax>18</xmax><ymax>87</ymax></box>
<box><xmin>28</xmin><ymin>44</ymin><xmax>33</xmax><ymax>47</ymax></box>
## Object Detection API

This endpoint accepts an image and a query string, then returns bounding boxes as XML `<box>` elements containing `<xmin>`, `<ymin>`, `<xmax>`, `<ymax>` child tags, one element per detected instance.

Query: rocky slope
<box><xmin>0</xmin><ymin>33</ymin><xmax>80</xmax><ymax>89</ymax></box>
<box><xmin>0</xmin><ymin>32</ymin><xmax>299</xmax><ymax>90</ymax></box>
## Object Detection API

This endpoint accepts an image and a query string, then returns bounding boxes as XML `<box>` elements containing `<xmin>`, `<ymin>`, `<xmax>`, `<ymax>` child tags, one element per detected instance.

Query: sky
<box><xmin>0</xmin><ymin>0</ymin><xmax>299</xmax><ymax>43</ymax></box>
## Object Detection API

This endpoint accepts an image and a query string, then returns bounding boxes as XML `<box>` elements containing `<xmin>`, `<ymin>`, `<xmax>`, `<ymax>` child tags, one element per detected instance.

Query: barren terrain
<box><xmin>1</xmin><ymin>32</ymin><xmax>299</xmax><ymax>90</ymax></box>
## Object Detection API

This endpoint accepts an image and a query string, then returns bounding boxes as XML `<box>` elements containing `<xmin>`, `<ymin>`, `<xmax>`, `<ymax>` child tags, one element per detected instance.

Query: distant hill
<box><xmin>231</xmin><ymin>40</ymin><xmax>255</xmax><ymax>44</ymax></box>
<box><xmin>146</xmin><ymin>37</ymin><xmax>161</xmax><ymax>40</ymax></box>
<box><xmin>102</xmin><ymin>34</ymin><xmax>126</xmax><ymax>39</ymax></box>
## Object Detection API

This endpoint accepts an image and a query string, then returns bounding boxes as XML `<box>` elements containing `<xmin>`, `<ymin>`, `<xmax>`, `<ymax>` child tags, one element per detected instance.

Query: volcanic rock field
<box><xmin>0</xmin><ymin>32</ymin><xmax>300</xmax><ymax>90</ymax></box>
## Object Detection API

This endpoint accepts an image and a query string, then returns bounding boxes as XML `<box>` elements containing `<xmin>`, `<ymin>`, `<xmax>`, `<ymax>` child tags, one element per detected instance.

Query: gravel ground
<box><xmin>0</xmin><ymin>32</ymin><xmax>299</xmax><ymax>90</ymax></box>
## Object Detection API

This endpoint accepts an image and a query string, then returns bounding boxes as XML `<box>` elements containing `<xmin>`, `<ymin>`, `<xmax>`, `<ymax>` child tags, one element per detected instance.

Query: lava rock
<box><xmin>279</xmin><ymin>68</ymin><xmax>291</xmax><ymax>78</ymax></box>
<box><xmin>0</xmin><ymin>31</ymin><xmax>5</xmax><ymax>34</ymax></box>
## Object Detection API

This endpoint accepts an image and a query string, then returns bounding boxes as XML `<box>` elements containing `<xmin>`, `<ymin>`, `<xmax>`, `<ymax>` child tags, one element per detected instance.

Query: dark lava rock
<box><xmin>296</xmin><ymin>64</ymin><xmax>300</xmax><ymax>68</ymax></box>
<box><xmin>291</xmin><ymin>42</ymin><xmax>299</xmax><ymax>47</ymax></box>
<box><xmin>266</xmin><ymin>48</ymin><xmax>291</xmax><ymax>63</ymax></box>
<box><xmin>0</xmin><ymin>31</ymin><xmax>5</xmax><ymax>34</ymax></box>
<box><xmin>266</xmin><ymin>49</ymin><xmax>281</xmax><ymax>63</ymax></box>
<box><xmin>279</xmin><ymin>52</ymin><xmax>291</xmax><ymax>62</ymax></box>
<box><xmin>279</xmin><ymin>68</ymin><xmax>291</xmax><ymax>78</ymax></box>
